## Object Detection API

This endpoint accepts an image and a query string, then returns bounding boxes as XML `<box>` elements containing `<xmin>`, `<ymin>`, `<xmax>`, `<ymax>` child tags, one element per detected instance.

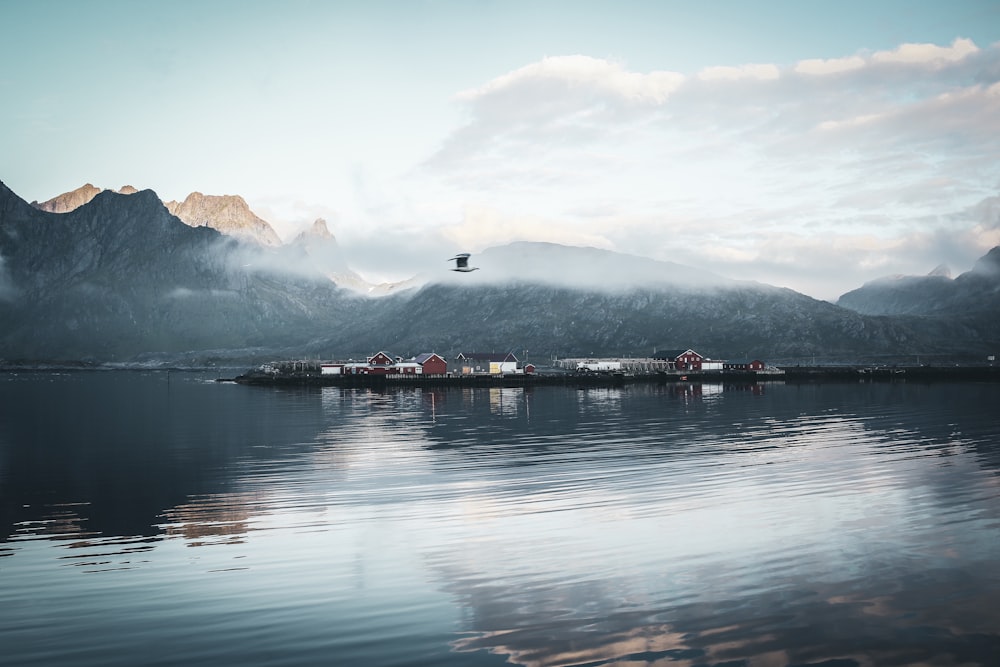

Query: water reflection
<box><xmin>443</xmin><ymin>548</ymin><xmax>1000</xmax><ymax>666</ymax></box>
<box><xmin>1</xmin><ymin>373</ymin><xmax>999</xmax><ymax>666</ymax></box>
<box><xmin>160</xmin><ymin>492</ymin><xmax>260</xmax><ymax>546</ymax></box>
<box><xmin>0</xmin><ymin>371</ymin><xmax>328</xmax><ymax>541</ymax></box>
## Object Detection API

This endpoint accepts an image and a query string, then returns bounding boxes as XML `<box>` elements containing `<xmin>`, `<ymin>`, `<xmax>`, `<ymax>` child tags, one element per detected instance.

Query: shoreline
<box><xmin>229</xmin><ymin>364</ymin><xmax>1000</xmax><ymax>387</ymax></box>
<box><xmin>2</xmin><ymin>363</ymin><xmax>996</xmax><ymax>385</ymax></box>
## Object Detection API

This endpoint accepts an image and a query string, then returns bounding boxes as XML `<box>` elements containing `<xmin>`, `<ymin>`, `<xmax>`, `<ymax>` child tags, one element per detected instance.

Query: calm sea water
<box><xmin>1</xmin><ymin>371</ymin><xmax>999</xmax><ymax>667</ymax></box>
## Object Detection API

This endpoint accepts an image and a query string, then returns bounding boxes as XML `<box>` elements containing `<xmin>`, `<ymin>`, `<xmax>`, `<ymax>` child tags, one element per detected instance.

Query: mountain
<box><xmin>1</xmin><ymin>180</ymin><xmax>363</xmax><ymax>362</ymax></box>
<box><xmin>3</xmin><ymin>179</ymin><xmax>998</xmax><ymax>364</ymax></box>
<box><xmin>837</xmin><ymin>249</ymin><xmax>1000</xmax><ymax>344</ymax></box>
<box><xmin>288</xmin><ymin>218</ymin><xmax>369</xmax><ymax>290</ymax></box>
<box><xmin>35</xmin><ymin>183</ymin><xmax>284</xmax><ymax>247</ymax></box>
<box><xmin>31</xmin><ymin>183</ymin><xmax>137</xmax><ymax>213</ymax></box>
<box><xmin>310</xmin><ymin>278</ymin><xmax>978</xmax><ymax>363</ymax></box>
<box><xmin>31</xmin><ymin>184</ymin><xmax>389</xmax><ymax>293</ymax></box>
<box><xmin>164</xmin><ymin>192</ymin><xmax>283</xmax><ymax>247</ymax></box>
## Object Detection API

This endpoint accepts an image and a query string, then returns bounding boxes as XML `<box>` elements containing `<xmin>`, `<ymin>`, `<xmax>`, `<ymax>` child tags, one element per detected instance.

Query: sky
<box><xmin>2</xmin><ymin>0</ymin><xmax>999</xmax><ymax>300</ymax></box>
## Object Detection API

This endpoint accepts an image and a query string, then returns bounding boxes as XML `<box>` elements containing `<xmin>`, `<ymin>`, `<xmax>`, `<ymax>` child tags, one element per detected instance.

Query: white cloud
<box><xmin>249</xmin><ymin>197</ymin><xmax>343</xmax><ymax>243</ymax></box>
<box><xmin>697</xmin><ymin>63</ymin><xmax>780</xmax><ymax>81</ymax></box>
<box><xmin>456</xmin><ymin>55</ymin><xmax>685</xmax><ymax>106</ymax></box>
<box><xmin>440</xmin><ymin>204</ymin><xmax>615</xmax><ymax>253</ymax></box>
<box><xmin>871</xmin><ymin>37</ymin><xmax>979</xmax><ymax>66</ymax></box>
<box><xmin>794</xmin><ymin>55</ymin><xmax>866</xmax><ymax>76</ymax></box>
<box><xmin>793</xmin><ymin>38</ymin><xmax>980</xmax><ymax>78</ymax></box>
<box><xmin>414</xmin><ymin>39</ymin><xmax>1000</xmax><ymax>298</ymax></box>
<box><xmin>816</xmin><ymin>113</ymin><xmax>885</xmax><ymax>132</ymax></box>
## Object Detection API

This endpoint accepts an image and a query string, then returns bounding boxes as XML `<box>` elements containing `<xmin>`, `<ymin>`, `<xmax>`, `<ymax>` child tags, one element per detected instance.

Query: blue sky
<box><xmin>2</xmin><ymin>0</ymin><xmax>999</xmax><ymax>299</ymax></box>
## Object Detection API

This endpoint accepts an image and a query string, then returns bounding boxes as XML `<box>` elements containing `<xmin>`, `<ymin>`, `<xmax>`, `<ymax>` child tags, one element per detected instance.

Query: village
<box><xmin>253</xmin><ymin>348</ymin><xmax>781</xmax><ymax>379</ymax></box>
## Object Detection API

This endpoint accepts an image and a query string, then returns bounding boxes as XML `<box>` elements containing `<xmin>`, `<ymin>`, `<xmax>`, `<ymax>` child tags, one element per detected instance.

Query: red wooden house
<box><xmin>413</xmin><ymin>353</ymin><xmax>447</xmax><ymax>375</ymax></box>
<box><xmin>654</xmin><ymin>349</ymin><xmax>705</xmax><ymax>371</ymax></box>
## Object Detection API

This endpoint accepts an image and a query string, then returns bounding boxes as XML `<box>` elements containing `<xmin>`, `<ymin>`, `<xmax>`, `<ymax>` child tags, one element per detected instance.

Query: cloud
<box><xmin>794</xmin><ymin>55</ymin><xmax>866</xmax><ymax>76</ymax></box>
<box><xmin>697</xmin><ymin>63</ymin><xmax>780</xmax><ymax>81</ymax></box>
<box><xmin>249</xmin><ymin>197</ymin><xmax>343</xmax><ymax>243</ymax></box>
<box><xmin>441</xmin><ymin>204</ymin><xmax>615</xmax><ymax>253</ymax></box>
<box><xmin>816</xmin><ymin>113</ymin><xmax>885</xmax><ymax>132</ymax></box>
<box><xmin>412</xmin><ymin>39</ymin><xmax>1000</xmax><ymax>298</ymax></box>
<box><xmin>427</xmin><ymin>56</ymin><xmax>685</xmax><ymax>178</ymax></box>
<box><xmin>455</xmin><ymin>55</ymin><xmax>685</xmax><ymax>106</ymax></box>
<box><xmin>794</xmin><ymin>38</ymin><xmax>980</xmax><ymax>77</ymax></box>
<box><xmin>151</xmin><ymin>36</ymin><xmax>996</xmax><ymax>302</ymax></box>
<box><xmin>871</xmin><ymin>37</ymin><xmax>979</xmax><ymax>66</ymax></box>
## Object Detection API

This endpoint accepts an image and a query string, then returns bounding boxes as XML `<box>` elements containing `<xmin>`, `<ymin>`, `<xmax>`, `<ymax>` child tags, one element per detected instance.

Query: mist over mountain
<box><xmin>429</xmin><ymin>242</ymin><xmax>730</xmax><ymax>291</ymax></box>
<box><xmin>1</xmin><ymin>180</ymin><xmax>364</xmax><ymax>362</ymax></box>
<box><xmin>2</xmin><ymin>179</ymin><xmax>997</xmax><ymax>365</ymax></box>
<box><xmin>317</xmin><ymin>279</ymin><xmax>983</xmax><ymax>363</ymax></box>
<box><xmin>837</xmin><ymin>249</ymin><xmax>1000</xmax><ymax>344</ymax></box>
<box><xmin>29</xmin><ymin>183</ymin><xmax>397</xmax><ymax>295</ymax></box>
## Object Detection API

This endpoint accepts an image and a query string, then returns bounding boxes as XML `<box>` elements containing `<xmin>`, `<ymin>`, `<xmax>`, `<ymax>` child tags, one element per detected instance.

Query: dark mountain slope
<box><xmin>0</xmin><ymin>181</ymin><xmax>360</xmax><ymax>361</ymax></box>
<box><xmin>837</xmin><ymin>248</ymin><xmax>1000</xmax><ymax>345</ymax></box>
<box><xmin>3</xmin><ymin>178</ymin><xmax>996</xmax><ymax>364</ymax></box>
<box><xmin>30</xmin><ymin>182</ymin><xmax>103</xmax><ymax>213</ymax></box>
<box><xmin>303</xmin><ymin>279</ymin><xmax>982</xmax><ymax>362</ymax></box>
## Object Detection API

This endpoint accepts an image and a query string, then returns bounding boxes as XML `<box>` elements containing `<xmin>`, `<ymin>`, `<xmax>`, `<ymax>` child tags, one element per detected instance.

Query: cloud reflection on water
<box><xmin>2</xmin><ymin>374</ymin><xmax>999</xmax><ymax>666</ymax></box>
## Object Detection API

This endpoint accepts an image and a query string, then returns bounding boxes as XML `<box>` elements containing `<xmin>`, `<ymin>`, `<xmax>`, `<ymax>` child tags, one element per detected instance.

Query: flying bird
<box><xmin>448</xmin><ymin>253</ymin><xmax>479</xmax><ymax>272</ymax></box>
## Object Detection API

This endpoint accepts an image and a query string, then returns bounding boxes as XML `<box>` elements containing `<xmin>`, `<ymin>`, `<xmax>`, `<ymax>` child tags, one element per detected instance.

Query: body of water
<box><xmin>1</xmin><ymin>371</ymin><xmax>999</xmax><ymax>666</ymax></box>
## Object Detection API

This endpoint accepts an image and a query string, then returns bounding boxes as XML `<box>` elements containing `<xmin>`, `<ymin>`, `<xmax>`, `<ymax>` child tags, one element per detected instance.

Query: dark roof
<box><xmin>653</xmin><ymin>348</ymin><xmax>701</xmax><ymax>360</ymax></box>
<box><xmin>457</xmin><ymin>352</ymin><xmax>518</xmax><ymax>362</ymax></box>
<box><xmin>413</xmin><ymin>352</ymin><xmax>444</xmax><ymax>364</ymax></box>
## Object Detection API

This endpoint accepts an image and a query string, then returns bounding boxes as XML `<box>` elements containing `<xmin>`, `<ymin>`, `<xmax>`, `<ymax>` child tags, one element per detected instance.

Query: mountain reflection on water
<box><xmin>1</xmin><ymin>372</ymin><xmax>998</xmax><ymax>666</ymax></box>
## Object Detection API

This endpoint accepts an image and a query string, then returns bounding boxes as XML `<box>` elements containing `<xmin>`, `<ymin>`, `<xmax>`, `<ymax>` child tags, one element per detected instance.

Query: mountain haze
<box><xmin>428</xmin><ymin>242</ymin><xmax>730</xmax><ymax>291</ymax></box>
<box><xmin>837</xmin><ymin>248</ymin><xmax>1000</xmax><ymax>345</ymax></box>
<box><xmin>1</xmin><ymin>181</ymin><xmax>362</xmax><ymax>361</ymax></box>
<box><xmin>29</xmin><ymin>183</ymin><xmax>391</xmax><ymax>294</ymax></box>
<box><xmin>2</xmin><ymin>179</ymin><xmax>998</xmax><ymax>365</ymax></box>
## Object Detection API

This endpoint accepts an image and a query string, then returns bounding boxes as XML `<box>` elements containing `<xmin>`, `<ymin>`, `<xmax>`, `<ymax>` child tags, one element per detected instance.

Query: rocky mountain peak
<box><xmin>928</xmin><ymin>264</ymin><xmax>952</xmax><ymax>278</ymax></box>
<box><xmin>164</xmin><ymin>192</ymin><xmax>282</xmax><ymax>247</ymax></box>
<box><xmin>1</xmin><ymin>179</ymin><xmax>41</xmax><ymax>219</ymax></box>
<box><xmin>969</xmin><ymin>246</ymin><xmax>1000</xmax><ymax>277</ymax></box>
<box><xmin>301</xmin><ymin>218</ymin><xmax>334</xmax><ymax>240</ymax></box>
<box><xmin>289</xmin><ymin>216</ymin><xmax>355</xmax><ymax>279</ymax></box>
<box><xmin>29</xmin><ymin>183</ymin><xmax>140</xmax><ymax>215</ymax></box>
<box><xmin>31</xmin><ymin>183</ymin><xmax>102</xmax><ymax>213</ymax></box>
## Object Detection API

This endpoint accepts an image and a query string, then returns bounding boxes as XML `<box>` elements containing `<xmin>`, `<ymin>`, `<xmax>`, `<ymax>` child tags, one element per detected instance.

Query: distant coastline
<box><xmin>229</xmin><ymin>364</ymin><xmax>1000</xmax><ymax>387</ymax></box>
<box><xmin>1</xmin><ymin>362</ymin><xmax>997</xmax><ymax>385</ymax></box>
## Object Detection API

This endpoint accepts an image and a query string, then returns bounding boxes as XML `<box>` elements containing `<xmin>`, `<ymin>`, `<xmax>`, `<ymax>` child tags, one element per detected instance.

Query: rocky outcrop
<box><xmin>31</xmin><ymin>184</ymin><xmax>140</xmax><ymax>213</ymax></box>
<box><xmin>31</xmin><ymin>183</ymin><xmax>103</xmax><ymax>213</ymax></box>
<box><xmin>164</xmin><ymin>192</ymin><xmax>283</xmax><ymax>246</ymax></box>
<box><xmin>34</xmin><ymin>183</ymin><xmax>284</xmax><ymax>247</ymax></box>
<box><xmin>287</xmin><ymin>218</ymin><xmax>374</xmax><ymax>291</ymax></box>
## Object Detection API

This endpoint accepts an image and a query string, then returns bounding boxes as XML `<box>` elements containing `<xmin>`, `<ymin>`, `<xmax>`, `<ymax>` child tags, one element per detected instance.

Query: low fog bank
<box><xmin>425</xmin><ymin>242</ymin><xmax>733</xmax><ymax>292</ymax></box>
